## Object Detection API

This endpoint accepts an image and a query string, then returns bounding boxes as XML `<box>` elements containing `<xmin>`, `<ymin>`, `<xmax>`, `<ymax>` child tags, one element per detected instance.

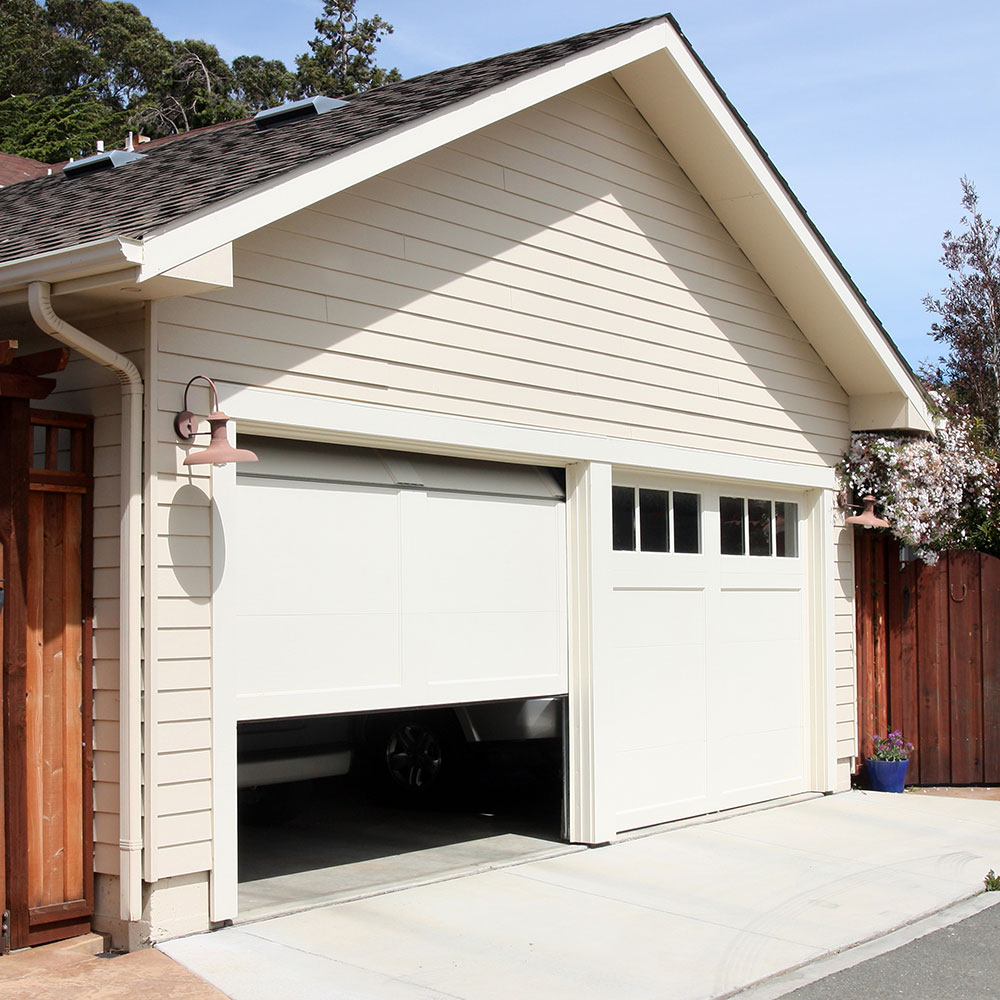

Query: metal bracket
<box><xmin>1</xmin><ymin>910</ymin><xmax>10</xmax><ymax>955</ymax></box>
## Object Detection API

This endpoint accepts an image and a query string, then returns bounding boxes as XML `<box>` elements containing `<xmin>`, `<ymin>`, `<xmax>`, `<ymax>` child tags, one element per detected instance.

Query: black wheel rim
<box><xmin>385</xmin><ymin>723</ymin><xmax>444</xmax><ymax>790</ymax></box>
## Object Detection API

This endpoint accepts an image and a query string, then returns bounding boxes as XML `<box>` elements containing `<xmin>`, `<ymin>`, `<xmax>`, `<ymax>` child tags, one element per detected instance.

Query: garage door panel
<box><xmin>223</xmin><ymin>441</ymin><xmax>568</xmax><ymax>721</ymax></box>
<box><xmin>616</xmin><ymin>744</ymin><xmax>709</xmax><ymax>826</ymax></box>
<box><xmin>710</xmin><ymin>640</ymin><xmax>803</xmax><ymax>734</ymax></box>
<box><xmin>609</xmin><ymin>588</ymin><xmax>706</xmax><ymax>649</ymax></box>
<box><xmin>709</xmin><ymin>727</ymin><xmax>805</xmax><ymax>800</ymax></box>
<box><xmin>404</xmin><ymin>610</ymin><xmax>566</xmax><ymax>689</ymax></box>
<box><xmin>233</xmin><ymin>481</ymin><xmax>401</xmax><ymax>616</ymax></box>
<box><xmin>718</xmin><ymin>589</ymin><xmax>803</xmax><ymax>640</ymax></box>
<box><xmin>612</xmin><ymin>646</ymin><xmax>707</xmax><ymax>751</ymax></box>
<box><xmin>401</xmin><ymin>492</ymin><xmax>565</xmax><ymax>614</ymax></box>
<box><xmin>234</xmin><ymin>612</ymin><xmax>402</xmax><ymax>710</ymax></box>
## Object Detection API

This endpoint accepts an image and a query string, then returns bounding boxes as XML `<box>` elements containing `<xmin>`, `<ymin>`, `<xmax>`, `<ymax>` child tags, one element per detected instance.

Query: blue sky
<box><xmin>135</xmin><ymin>0</ymin><xmax>1000</xmax><ymax>370</ymax></box>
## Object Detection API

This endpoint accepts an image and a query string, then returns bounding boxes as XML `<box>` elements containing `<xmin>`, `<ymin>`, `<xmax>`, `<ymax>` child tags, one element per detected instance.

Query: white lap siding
<box><xmin>150</xmin><ymin>73</ymin><xmax>856</xmax><ymax>876</ymax></box>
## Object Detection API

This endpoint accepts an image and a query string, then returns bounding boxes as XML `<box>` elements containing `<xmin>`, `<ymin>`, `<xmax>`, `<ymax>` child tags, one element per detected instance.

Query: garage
<box><xmin>213</xmin><ymin>437</ymin><xmax>570</xmax><ymax>915</ymax></box>
<box><xmin>607</xmin><ymin>474</ymin><xmax>808</xmax><ymax>832</ymax></box>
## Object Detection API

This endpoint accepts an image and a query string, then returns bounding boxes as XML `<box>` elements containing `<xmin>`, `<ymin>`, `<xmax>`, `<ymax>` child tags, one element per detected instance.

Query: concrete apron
<box><xmin>160</xmin><ymin>791</ymin><xmax>1000</xmax><ymax>1000</ymax></box>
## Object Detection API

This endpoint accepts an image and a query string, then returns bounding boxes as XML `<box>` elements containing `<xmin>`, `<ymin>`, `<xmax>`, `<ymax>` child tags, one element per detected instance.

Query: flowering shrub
<box><xmin>869</xmin><ymin>731</ymin><xmax>914</xmax><ymax>762</ymax></box>
<box><xmin>838</xmin><ymin>395</ymin><xmax>1000</xmax><ymax>563</ymax></box>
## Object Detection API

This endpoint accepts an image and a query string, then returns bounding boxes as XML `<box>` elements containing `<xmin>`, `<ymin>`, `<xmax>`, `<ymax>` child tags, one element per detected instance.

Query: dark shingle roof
<box><xmin>0</xmin><ymin>16</ymin><xmax>664</xmax><ymax>267</ymax></box>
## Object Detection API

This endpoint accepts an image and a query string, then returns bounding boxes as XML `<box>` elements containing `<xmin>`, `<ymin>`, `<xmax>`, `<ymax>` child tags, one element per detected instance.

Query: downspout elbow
<box><xmin>27</xmin><ymin>281</ymin><xmax>142</xmax><ymax>389</ymax></box>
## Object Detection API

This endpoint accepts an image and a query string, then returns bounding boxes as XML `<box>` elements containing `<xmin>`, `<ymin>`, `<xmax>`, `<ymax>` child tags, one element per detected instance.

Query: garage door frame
<box><xmin>203</xmin><ymin>389</ymin><xmax>838</xmax><ymax>921</ymax></box>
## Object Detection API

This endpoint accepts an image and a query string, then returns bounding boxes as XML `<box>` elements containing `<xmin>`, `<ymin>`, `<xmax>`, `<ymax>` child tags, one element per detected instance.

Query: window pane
<box><xmin>776</xmin><ymin>501</ymin><xmax>798</xmax><ymax>557</ymax></box>
<box><xmin>720</xmin><ymin>496</ymin><xmax>745</xmax><ymax>555</ymax></box>
<box><xmin>673</xmin><ymin>492</ymin><xmax>700</xmax><ymax>553</ymax></box>
<box><xmin>639</xmin><ymin>489</ymin><xmax>668</xmax><ymax>552</ymax></box>
<box><xmin>748</xmin><ymin>499</ymin><xmax>772</xmax><ymax>556</ymax></box>
<box><xmin>612</xmin><ymin>486</ymin><xmax>636</xmax><ymax>551</ymax></box>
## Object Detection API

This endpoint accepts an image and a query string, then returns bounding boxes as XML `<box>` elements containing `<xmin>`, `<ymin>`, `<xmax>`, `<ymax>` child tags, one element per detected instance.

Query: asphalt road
<box><xmin>776</xmin><ymin>899</ymin><xmax>1000</xmax><ymax>999</ymax></box>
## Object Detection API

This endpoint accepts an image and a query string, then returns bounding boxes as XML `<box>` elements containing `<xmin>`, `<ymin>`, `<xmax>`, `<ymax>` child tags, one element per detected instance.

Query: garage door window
<box><xmin>612</xmin><ymin>486</ymin><xmax>701</xmax><ymax>553</ymax></box>
<box><xmin>720</xmin><ymin>497</ymin><xmax>798</xmax><ymax>558</ymax></box>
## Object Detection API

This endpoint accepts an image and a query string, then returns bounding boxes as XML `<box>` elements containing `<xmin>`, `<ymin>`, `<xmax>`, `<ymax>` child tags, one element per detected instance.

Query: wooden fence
<box><xmin>854</xmin><ymin>531</ymin><xmax>1000</xmax><ymax>785</ymax></box>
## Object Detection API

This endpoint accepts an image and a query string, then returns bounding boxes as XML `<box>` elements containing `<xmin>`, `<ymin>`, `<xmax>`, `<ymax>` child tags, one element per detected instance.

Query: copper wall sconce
<box><xmin>174</xmin><ymin>375</ymin><xmax>258</xmax><ymax>467</ymax></box>
<box><xmin>845</xmin><ymin>495</ymin><xmax>890</xmax><ymax>529</ymax></box>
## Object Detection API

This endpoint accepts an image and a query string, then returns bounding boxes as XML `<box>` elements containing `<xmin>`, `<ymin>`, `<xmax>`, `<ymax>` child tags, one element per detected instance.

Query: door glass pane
<box><xmin>776</xmin><ymin>501</ymin><xmax>798</xmax><ymax>557</ymax></box>
<box><xmin>612</xmin><ymin>486</ymin><xmax>636</xmax><ymax>551</ymax></box>
<box><xmin>720</xmin><ymin>496</ymin><xmax>745</xmax><ymax>555</ymax></box>
<box><xmin>748</xmin><ymin>498</ymin><xmax>772</xmax><ymax>556</ymax></box>
<box><xmin>639</xmin><ymin>489</ymin><xmax>668</xmax><ymax>552</ymax></box>
<box><xmin>673</xmin><ymin>492</ymin><xmax>700</xmax><ymax>553</ymax></box>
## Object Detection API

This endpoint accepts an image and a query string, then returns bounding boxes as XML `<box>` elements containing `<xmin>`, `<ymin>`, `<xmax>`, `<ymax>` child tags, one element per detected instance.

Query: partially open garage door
<box><xmin>225</xmin><ymin>438</ymin><xmax>568</xmax><ymax>721</ymax></box>
<box><xmin>608</xmin><ymin>475</ymin><xmax>808</xmax><ymax>832</ymax></box>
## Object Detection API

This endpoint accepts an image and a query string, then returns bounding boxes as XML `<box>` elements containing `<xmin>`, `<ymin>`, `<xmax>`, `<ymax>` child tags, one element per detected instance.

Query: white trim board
<box><xmin>216</xmin><ymin>383</ymin><xmax>839</xmax><ymax>492</ymax></box>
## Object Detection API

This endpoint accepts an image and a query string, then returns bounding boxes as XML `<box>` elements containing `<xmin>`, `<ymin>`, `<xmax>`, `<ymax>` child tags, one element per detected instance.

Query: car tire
<box><xmin>363</xmin><ymin>710</ymin><xmax>465</xmax><ymax>803</ymax></box>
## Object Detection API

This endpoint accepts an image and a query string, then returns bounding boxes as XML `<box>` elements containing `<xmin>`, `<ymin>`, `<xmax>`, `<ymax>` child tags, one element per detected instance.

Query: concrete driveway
<box><xmin>161</xmin><ymin>790</ymin><xmax>1000</xmax><ymax>1000</ymax></box>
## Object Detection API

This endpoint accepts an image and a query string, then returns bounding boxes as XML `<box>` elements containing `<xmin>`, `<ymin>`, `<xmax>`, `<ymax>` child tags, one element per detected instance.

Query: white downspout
<box><xmin>27</xmin><ymin>281</ymin><xmax>144</xmax><ymax>926</ymax></box>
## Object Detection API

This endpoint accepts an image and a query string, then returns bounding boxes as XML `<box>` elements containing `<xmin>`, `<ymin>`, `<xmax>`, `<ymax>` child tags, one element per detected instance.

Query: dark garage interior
<box><xmin>236</xmin><ymin>697</ymin><xmax>568</xmax><ymax>918</ymax></box>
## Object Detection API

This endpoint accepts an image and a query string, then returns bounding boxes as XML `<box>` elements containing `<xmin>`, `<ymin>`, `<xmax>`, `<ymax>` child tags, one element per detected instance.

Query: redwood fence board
<box><xmin>855</xmin><ymin>532</ymin><xmax>1000</xmax><ymax>785</ymax></box>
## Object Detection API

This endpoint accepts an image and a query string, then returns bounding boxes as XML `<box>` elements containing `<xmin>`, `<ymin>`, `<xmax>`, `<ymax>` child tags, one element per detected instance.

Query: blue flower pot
<box><xmin>865</xmin><ymin>758</ymin><xmax>909</xmax><ymax>793</ymax></box>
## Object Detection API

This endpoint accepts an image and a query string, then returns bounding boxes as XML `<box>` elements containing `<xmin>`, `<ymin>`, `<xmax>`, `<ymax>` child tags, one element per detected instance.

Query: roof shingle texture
<box><xmin>0</xmin><ymin>16</ymin><xmax>663</xmax><ymax>267</ymax></box>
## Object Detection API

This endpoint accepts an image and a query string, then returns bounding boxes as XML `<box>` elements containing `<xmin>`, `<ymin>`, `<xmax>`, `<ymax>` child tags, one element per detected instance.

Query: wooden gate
<box><xmin>1</xmin><ymin>375</ymin><xmax>94</xmax><ymax>949</ymax></box>
<box><xmin>855</xmin><ymin>530</ymin><xmax>1000</xmax><ymax>785</ymax></box>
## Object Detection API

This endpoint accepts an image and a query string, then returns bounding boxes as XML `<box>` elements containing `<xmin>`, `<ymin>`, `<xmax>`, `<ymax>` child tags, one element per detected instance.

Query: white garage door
<box><xmin>609</xmin><ymin>475</ymin><xmax>808</xmax><ymax>831</ymax></box>
<box><xmin>225</xmin><ymin>437</ymin><xmax>568</xmax><ymax>721</ymax></box>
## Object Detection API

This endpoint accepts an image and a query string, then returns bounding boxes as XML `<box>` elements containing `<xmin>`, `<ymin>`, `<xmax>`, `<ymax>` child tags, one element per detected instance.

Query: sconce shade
<box><xmin>182</xmin><ymin>411</ymin><xmax>258</xmax><ymax>466</ymax></box>
<box><xmin>846</xmin><ymin>495</ymin><xmax>890</xmax><ymax>529</ymax></box>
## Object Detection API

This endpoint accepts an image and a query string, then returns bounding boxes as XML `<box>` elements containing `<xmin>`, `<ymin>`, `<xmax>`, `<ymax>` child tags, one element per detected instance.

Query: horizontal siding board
<box><xmin>157</xmin><ymin>629</ymin><xmax>212</xmax><ymax>660</ymax></box>
<box><xmin>156</xmin><ymin>690</ymin><xmax>211</xmax><ymax>720</ymax></box>
<box><xmin>157</xmin><ymin>780</ymin><xmax>212</xmax><ymax>816</ymax></box>
<box><xmin>157</xmin><ymin>598</ymin><xmax>211</xmax><ymax>628</ymax></box>
<box><xmin>157</xmin><ymin>750</ymin><xmax>212</xmax><ymax>784</ymax></box>
<box><xmin>157</xmin><ymin>720</ymin><xmax>212</xmax><ymax>753</ymax></box>
<box><xmin>155</xmin><ymin>810</ymin><xmax>213</xmax><ymax>848</ymax></box>
<box><xmin>157</xmin><ymin>660</ymin><xmax>212</xmax><ymax>692</ymax></box>
<box><xmin>156</xmin><ymin>843</ymin><xmax>212</xmax><ymax>879</ymax></box>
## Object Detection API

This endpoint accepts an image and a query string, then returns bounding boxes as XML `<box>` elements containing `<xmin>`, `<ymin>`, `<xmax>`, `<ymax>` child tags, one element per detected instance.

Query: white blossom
<box><xmin>838</xmin><ymin>392</ymin><xmax>998</xmax><ymax>563</ymax></box>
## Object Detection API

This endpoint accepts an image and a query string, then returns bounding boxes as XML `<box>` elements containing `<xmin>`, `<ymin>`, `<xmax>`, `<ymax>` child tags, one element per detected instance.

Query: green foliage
<box><xmin>0</xmin><ymin>0</ymin><xmax>51</xmax><ymax>96</ymax></box>
<box><xmin>232</xmin><ymin>54</ymin><xmax>301</xmax><ymax>111</ymax></box>
<box><xmin>0</xmin><ymin>0</ymin><xmax>402</xmax><ymax>155</ymax></box>
<box><xmin>985</xmin><ymin>869</ymin><xmax>1000</xmax><ymax>891</ymax></box>
<box><xmin>296</xmin><ymin>0</ymin><xmax>401</xmax><ymax>96</ymax></box>
<box><xmin>0</xmin><ymin>87</ymin><xmax>127</xmax><ymax>161</ymax></box>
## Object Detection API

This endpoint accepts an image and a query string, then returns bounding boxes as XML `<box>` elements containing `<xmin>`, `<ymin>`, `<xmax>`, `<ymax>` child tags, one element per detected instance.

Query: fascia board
<box><xmin>137</xmin><ymin>21</ymin><xmax>673</xmax><ymax>281</ymax></box>
<box><xmin>0</xmin><ymin>237</ymin><xmax>142</xmax><ymax>295</ymax></box>
<box><xmin>613</xmin><ymin>37</ymin><xmax>933</xmax><ymax>434</ymax></box>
